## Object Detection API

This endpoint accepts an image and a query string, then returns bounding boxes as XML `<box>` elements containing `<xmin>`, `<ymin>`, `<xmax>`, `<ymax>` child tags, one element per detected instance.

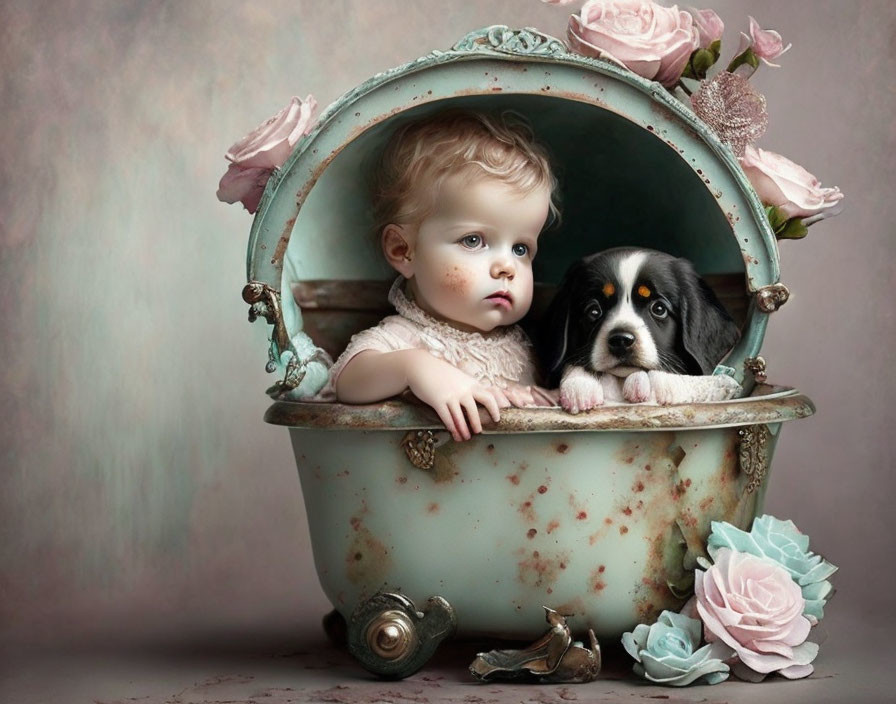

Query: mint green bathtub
<box><xmin>238</xmin><ymin>27</ymin><xmax>813</xmax><ymax>675</ymax></box>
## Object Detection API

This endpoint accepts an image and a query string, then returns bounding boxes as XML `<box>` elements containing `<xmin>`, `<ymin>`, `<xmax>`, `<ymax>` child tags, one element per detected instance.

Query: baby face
<box><xmin>403</xmin><ymin>175</ymin><xmax>551</xmax><ymax>333</ymax></box>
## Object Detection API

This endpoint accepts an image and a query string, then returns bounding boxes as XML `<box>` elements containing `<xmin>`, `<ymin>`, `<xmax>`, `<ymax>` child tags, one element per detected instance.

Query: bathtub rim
<box><xmin>264</xmin><ymin>384</ymin><xmax>813</xmax><ymax>433</ymax></box>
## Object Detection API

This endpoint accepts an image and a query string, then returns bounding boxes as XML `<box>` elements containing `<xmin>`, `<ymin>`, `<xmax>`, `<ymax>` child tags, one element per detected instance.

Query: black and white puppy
<box><xmin>538</xmin><ymin>247</ymin><xmax>741</xmax><ymax>412</ymax></box>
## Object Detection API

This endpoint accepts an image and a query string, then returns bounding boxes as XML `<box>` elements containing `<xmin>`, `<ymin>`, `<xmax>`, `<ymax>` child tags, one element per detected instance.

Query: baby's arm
<box><xmin>335</xmin><ymin>349</ymin><xmax>511</xmax><ymax>442</ymax></box>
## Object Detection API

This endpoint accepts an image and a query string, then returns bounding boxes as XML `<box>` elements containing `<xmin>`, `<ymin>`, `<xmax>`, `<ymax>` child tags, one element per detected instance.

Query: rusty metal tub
<box><xmin>238</xmin><ymin>26</ymin><xmax>814</xmax><ymax>675</ymax></box>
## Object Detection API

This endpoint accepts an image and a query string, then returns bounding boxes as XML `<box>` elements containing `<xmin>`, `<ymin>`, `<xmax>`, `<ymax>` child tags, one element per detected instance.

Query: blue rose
<box><xmin>621</xmin><ymin>611</ymin><xmax>730</xmax><ymax>686</ymax></box>
<box><xmin>707</xmin><ymin>515</ymin><xmax>837</xmax><ymax>623</ymax></box>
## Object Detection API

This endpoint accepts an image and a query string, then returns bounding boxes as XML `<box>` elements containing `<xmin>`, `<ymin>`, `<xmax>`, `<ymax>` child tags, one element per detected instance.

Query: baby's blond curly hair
<box><xmin>370</xmin><ymin>109</ymin><xmax>559</xmax><ymax>238</ymax></box>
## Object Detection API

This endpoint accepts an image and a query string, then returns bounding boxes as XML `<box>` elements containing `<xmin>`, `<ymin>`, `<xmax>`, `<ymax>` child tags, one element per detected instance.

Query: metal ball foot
<box><xmin>347</xmin><ymin>592</ymin><xmax>457</xmax><ymax>679</ymax></box>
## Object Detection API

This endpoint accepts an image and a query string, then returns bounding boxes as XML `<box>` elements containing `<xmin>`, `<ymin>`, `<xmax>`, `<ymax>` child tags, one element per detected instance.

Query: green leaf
<box><xmin>690</xmin><ymin>49</ymin><xmax>716</xmax><ymax>80</ymax></box>
<box><xmin>709</xmin><ymin>39</ymin><xmax>722</xmax><ymax>63</ymax></box>
<box><xmin>681</xmin><ymin>50</ymin><xmax>699</xmax><ymax>80</ymax></box>
<box><xmin>776</xmin><ymin>217</ymin><xmax>809</xmax><ymax>240</ymax></box>
<box><xmin>726</xmin><ymin>47</ymin><xmax>759</xmax><ymax>74</ymax></box>
<box><xmin>765</xmin><ymin>205</ymin><xmax>788</xmax><ymax>232</ymax></box>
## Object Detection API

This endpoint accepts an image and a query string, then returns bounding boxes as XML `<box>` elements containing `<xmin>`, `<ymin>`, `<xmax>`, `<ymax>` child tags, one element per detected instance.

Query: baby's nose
<box><xmin>491</xmin><ymin>255</ymin><xmax>515</xmax><ymax>279</ymax></box>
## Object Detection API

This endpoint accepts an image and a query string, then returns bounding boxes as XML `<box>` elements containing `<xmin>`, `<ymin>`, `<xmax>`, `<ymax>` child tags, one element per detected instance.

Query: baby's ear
<box><xmin>382</xmin><ymin>224</ymin><xmax>414</xmax><ymax>278</ymax></box>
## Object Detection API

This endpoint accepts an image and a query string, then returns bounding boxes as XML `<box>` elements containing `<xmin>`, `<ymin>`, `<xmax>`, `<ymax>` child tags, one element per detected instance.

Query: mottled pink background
<box><xmin>1</xmin><ymin>0</ymin><xmax>894</xmax><ymax>666</ymax></box>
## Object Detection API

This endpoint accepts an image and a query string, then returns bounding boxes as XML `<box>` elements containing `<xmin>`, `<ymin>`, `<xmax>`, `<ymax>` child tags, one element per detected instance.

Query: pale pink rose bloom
<box><xmin>695</xmin><ymin>548</ymin><xmax>818</xmax><ymax>680</ymax></box>
<box><xmin>225</xmin><ymin>94</ymin><xmax>318</xmax><ymax>169</ymax></box>
<box><xmin>216</xmin><ymin>163</ymin><xmax>273</xmax><ymax>214</ymax></box>
<box><xmin>747</xmin><ymin>16</ymin><xmax>791</xmax><ymax>66</ymax></box>
<box><xmin>740</xmin><ymin>145</ymin><xmax>845</xmax><ymax>224</ymax></box>
<box><xmin>690</xmin><ymin>7</ymin><xmax>724</xmax><ymax>48</ymax></box>
<box><xmin>216</xmin><ymin>95</ymin><xmax>318</xmax><ymax>213</ymax></box>
<box><xmin>567</xmin><ymin>0</ymin><xmax>700</xmax><ymax>87</ymax></box>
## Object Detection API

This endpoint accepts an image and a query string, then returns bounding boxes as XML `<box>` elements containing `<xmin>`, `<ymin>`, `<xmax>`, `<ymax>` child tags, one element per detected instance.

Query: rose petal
<box><xmin>779</xmin><ymin>663</ymin><xmax>815</xmax><ymax>679</ymax></box>
<box><xmin>215</xmin><ymin>163</ymin><xmax>273</xmax><ymax>214</ymax></box>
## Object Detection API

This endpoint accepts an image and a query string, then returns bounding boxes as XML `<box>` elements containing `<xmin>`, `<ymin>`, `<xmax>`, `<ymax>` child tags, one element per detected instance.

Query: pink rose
<box><xmin>740</xmin><ymin>145</ymin><xmax>845</xmax><ymax>224</ymax></box>
<box><xmin>690</xmin><ymin>7</ymin><xmax>724</xmax><ymax>48</ymax></box>
<box><xmin>695</xmin><ymin>548</ymin><xmax>818</xmax><ymax>680</ymax></box>
<box><xmin>216</xmin><ymin>95</ymin><xmax>317</xmax><ymax>213</ymax></box>
<box><xmin>567</xmin><ymin>0</ymin><xmax>699</xmax><ymax>87</ymax></box>
<box><xmin>747</xmin><ymin>16</ymin><xmax>790</xmax><ymax>66</ymax></box>
<box><xmin>216</xmin><ymin>164</ymin><xmax>274</xmax><ymax>214</ymax></box>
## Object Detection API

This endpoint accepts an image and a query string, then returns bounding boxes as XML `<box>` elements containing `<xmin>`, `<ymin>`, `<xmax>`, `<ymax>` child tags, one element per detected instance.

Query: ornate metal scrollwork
<box><xmin>755</xmin><ymin>283</ymin><xmax>790</xmax><ymax>313</ymax></box>
<box><xmin>452</xmin><ymin>25</ymin><xmax>568</xmax><ymax>56</ymax></box>
<box><xmin>738</xmin><ymin>424</ymin><xmax>772</xmax><ymax>494</ymax></box>
<box><xmin>348</xmin><ymin>592</ymin><xmax>457</xmax><ymax>679</ymax></box>
<box><xmin>401</xmin><ymin>430</ymin><xmax>437</xmax><ymax>470</ymax></box>
<box><xmin>470</xmin><ymin>608</ymin><xmax>601</xmax><ymax>684</ymax></box>
<box><xmin>745</xmin><ymin>356</ymin><xmax>768</xmax><ymax>384</ymax></box>
<box><xmin>242</xmin><ymin>281</ymin><xmax>290</xmax><ymax>361</ymax></box>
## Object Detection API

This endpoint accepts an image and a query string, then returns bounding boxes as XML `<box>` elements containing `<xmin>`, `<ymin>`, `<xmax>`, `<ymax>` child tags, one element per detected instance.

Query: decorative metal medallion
<box><xmin>347</xmin><ymin>592</ymin><xmax>457</xmax><ymax>679</ymax></box>
<box><xmin>745</xmin><ymin>356</ymin><xmax>768</xmax><ymax>384</ymax></box>
<box><xmin>738</xmin><ymin>424</ymin><xmax>771</xmax><ymax>494</ymax></box>
<box><xmin>755</xmin><ymin>283</ymin><xmax>790</xmax><ymax>313</ymax></box>
<box><xmin>401</xmin><ymin>430</ymin><xmax>437</xmax><ymax>470</ymax></box>
<box><xmin>470</xmin><ymin>608</ymin><xmax>601</xmax><ymax>684</ymax></box>
<box><xmin>451</xmin><ymin>25</ymin><xmax>568</xmax><ymax>56</ymax></box>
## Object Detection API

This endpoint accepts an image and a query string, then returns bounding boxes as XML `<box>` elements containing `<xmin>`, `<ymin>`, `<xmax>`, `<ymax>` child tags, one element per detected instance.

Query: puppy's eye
<box><xmin>585</xmin><ymin>299</ymin><xmax>602</xmax><ymax>322</ymax></box>
<box><xmin>650</xmin><ymin>300</ymin><xmax>670</xmax><ymax>319</ymax></box>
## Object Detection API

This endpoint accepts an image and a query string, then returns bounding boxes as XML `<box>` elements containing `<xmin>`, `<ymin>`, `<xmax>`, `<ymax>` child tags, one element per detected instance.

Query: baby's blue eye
<box><xmin>460</xmin><ymin>234</ymin><xmax>483</xmax><ymax>248</ymax></box>
<box><xmin>512</xmin><ymin>243</ymin><xmax>529</xmax><ymax>257</ymax></box>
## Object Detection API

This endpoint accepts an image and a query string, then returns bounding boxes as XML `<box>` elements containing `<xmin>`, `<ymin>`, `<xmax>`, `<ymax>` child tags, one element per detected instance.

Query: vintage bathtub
<box><xmin>239</xmin><ymin>27</ymin><xmax>813</xmax><ymax>677</ymax></box>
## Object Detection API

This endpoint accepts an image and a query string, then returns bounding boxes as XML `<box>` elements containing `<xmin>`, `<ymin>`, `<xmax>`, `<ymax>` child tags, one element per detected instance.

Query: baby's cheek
<box><xmin>441</xmin><ymin>266</ymin><xmax>471</xmax><ymax>296</ymax></box>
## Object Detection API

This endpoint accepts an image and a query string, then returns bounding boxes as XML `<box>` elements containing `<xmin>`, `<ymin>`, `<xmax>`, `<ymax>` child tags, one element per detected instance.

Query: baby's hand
<box><xmin>503</xmin><ymin>383</ymin><xmax>560</xmax><ymax>408</ymax></box>
<box><xmin>406</xmin><ymin>354</ymin><xmax>511</xmax><ymax>442</ymax></box>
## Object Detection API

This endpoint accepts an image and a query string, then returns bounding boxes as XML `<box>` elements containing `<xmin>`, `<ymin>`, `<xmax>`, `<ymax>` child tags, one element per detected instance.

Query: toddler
<box><xmin>331</xmin><ymin>109</ymin><xmax>559</xmax><ymax>441</ymax></box>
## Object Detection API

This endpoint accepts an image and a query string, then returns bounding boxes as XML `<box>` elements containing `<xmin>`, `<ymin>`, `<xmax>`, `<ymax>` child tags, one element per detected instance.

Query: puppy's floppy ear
<box><xmin>674</xmin><ymin>259</ymin><xmax>741</xmax><ymax>375</ymax></box>
<box><xmin>535</xmin><ymin>263</ymin><xmax>581</xmax><ymax>388</ymax></box>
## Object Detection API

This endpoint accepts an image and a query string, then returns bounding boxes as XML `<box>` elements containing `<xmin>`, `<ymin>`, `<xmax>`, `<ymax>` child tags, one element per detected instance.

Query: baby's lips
<box><xmin>485</xmin><ymin>291</ymin><xmax>513</xmax><ymax>309</ymax></box>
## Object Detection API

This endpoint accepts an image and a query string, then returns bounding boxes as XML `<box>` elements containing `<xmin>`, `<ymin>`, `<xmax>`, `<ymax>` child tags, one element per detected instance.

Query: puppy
<box><xmin>538</xmin><ymin>247</ymin><xmax>741</xmax><ymax>412</ymax></box>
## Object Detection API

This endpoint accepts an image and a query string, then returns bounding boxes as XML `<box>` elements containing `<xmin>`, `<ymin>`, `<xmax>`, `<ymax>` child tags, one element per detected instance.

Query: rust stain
<box><xmin>517</xmin><ymin>549</ymin><xmax>571</xmax><ymax>591</ymax></box>
<box><xmin>527</xmin><ymin>528</ymin><xmax>538</xmax><ymax>539</ymax></box>
<box><xmin>519</xmin><ymin>499</ymin><xmax>537</xmax><ymax>523</ymax></box>
<box><xmin>555</xmin><ymin>443</ymin><xmax>569</xmax><ymax>454</ymax></box>
<box><xmin>272</xmin><ymin>216</ymin><xmax>296</xmax><ymax>266</ymax></box>
<box><xmin>619</xmin><ymin>525</ymin><xmax>629</xmax><ymax>535</ymax></box>
<box><xmin>427</xmin><ymin>502</ymin><xmax>439</xmax><ymax>514</ymax></box>
<box><xmin>553</xmin><ymin>597</ymin><xmax>586</xmax><ymax>618</ymax></box>
<box><xmin>546</xmin><ymin>519</ymin><xmax>560</xmax><ymax>534</ymax></box>
<box><xmin>345</xmin><ymin>520</ymin><xmax>391</xmax><ymax>587</ymax></box>
<box><xmin>590</xmin><ymin>566</ymin><xmax>607</xmax><ymax>593</ymax></box>
<box><xmin>538</xmin><ymin>484</ymin><xmax>549</xmax><ymax>494</ymax></box>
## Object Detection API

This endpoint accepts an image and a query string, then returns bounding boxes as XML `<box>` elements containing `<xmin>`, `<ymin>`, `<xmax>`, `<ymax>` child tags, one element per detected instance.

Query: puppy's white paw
<box><xmin>622</xmin><ymin>371</ymin><xmax>651</xmax><ymax>403</ymax></box>
<box><xmin>708</xmin><ymin>374</ymin><xmax>742</xmax><ymax>401</ymax></box>
<box><xmin>647</xmin><ymin>371</ymin><xmax>744</xmax><ymax>404</ymax></box>
<box><xmin>560</xmin><ymin>366</ymin><xmax>604</xmax><ymax>414</ymax></box>
<box><xmin>647</xmin><ymin>370</ymin><xmax>684</xmax><ymax>405</ymax></box>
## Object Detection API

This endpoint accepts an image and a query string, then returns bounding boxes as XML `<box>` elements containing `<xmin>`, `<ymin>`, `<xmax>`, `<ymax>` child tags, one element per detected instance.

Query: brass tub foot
<box><xmin>347</xmin><ymin>592</ymin><xmax>457</xmax><ymax>679</ymax></box>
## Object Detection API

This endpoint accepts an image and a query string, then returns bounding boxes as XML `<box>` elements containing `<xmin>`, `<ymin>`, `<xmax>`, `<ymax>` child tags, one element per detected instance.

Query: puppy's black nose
<box><xmin>608</xmin><ymin>330</ymin><xmax>637</xmax><ymax>356</ymax></box>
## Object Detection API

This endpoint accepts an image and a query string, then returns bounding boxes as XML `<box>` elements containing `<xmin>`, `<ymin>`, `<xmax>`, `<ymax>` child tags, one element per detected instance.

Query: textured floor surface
<box><xmin>1</xmin><ymin>603</ymin><xmax>891</xmax><ymax>704</ymax></box>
